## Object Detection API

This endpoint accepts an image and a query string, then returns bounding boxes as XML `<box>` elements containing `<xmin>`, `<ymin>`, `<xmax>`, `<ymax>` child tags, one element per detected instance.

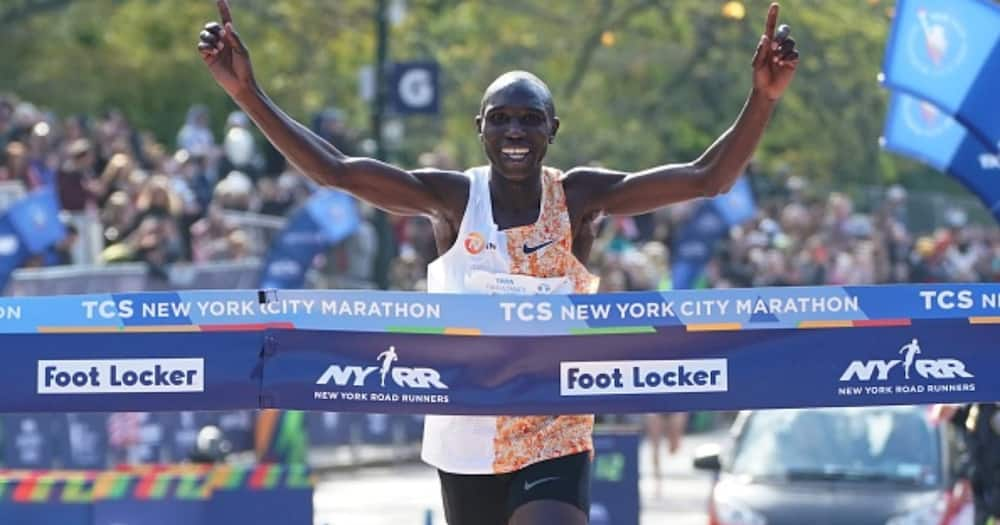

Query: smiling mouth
<box><xmin>501</xmin><ymin>147</ymin><xmax>530</xmax><ymax>162</ymax></box>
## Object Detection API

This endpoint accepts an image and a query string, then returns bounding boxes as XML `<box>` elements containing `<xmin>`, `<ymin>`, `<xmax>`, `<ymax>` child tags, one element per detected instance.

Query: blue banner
<box><xmin>260</xmin><ymin>319</ymin><xmax>996</xmax><ymax>414</ymax></box>
<box><xmin>2</xmin><ymin>414</ymin><xmax>62</xmax><ymax>468</ymax></box>
<box><xmin>0</xmin><ymin>215</ymin><xmax>29</xmax><ymax>292</ymax></box>
<box><xmin>59</xmin><ymin>413</ymin><xmax>110</xmax><ymax>469</ymax></box>
<box><xmin>206</xmin><ymin>465</ymin><xmax>313</xmax><ymax>525</ymax></box>
<box><xmin>306</xmin><ymin>412</ymin><xmax>354</xmax><ymax>447</ymax></box>
<box><xmin>0</xmin><ymin>188</ymin><xmax>66</xmax><ymax>291</ymax></box>
<box><xmin>670</xmin><ymin>177</ymin><xmax>755</xmax><ymax>289</ymax></box>
<box><xmin>0</xmin><ymin>285</ymin><xmax>996</xmax><ymax>413</ymax></box>
<box><xmin>211</xmin><ymin>410</ymin><xmax>255</xmax><ymax>453</ymax></box>
<box><xmin>1</xmin><ymin>332</ymin><xmax>261</xmax><ymax>413</ymax></box>
<box><xmin>882</xmin><ymin>92</ymin><xmax>1000</xmax><ymax>220</ymax></box>
<box><xmin>91</xmin><ymin>475</ymin><xmax>208</xmax><ymax>525</ymax></box>
<box><xmin>259</xmin><ymin>189</ymin><xmax>359</xmax><ymax>289</ymax></box>
<box><xmin>881</xmin><ymin>0</ymin><xmax>1000</xmax><ymax>147</ymax></box>
<box><xmin>0</xmin><ymin>468</ymin><xmax>313</xmax><ymax>525</ymax></box>
<box><xmin>0</xmin><ymin>478</ymin><xmax>92</xmax><ymax>525</ymax></box>
<box><xmin>590</xmin><ymin>432</ymin><xmax>640</xmax><ymax>525</ymax></box>
<box><xmin>93</xmin><ymin>499</ymin><xmax>205</xmax><ymax>525</ymax></box>
<box><xmin>5</xmin><ymin>188</ymin><xmax>66</xmax><ymax>255</ymax></box>
<box><xmin>2</xmin><ymin>284</ymin><xmax>1000</xmax><ymax>333</ymax></box>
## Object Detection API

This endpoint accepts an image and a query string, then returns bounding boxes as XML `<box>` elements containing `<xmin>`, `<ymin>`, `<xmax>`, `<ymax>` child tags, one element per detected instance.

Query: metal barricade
<box><xmin>7</xmin><ymin>258</ymin><xmax>264</xmax><ymax>296</ymax></box>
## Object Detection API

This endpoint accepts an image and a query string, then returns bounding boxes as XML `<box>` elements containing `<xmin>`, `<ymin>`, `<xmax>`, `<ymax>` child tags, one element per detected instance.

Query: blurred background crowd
<box><xmin>2</xmin><ymin>93</ymin><xmax>997</xmax><ymax>295</ymax></box>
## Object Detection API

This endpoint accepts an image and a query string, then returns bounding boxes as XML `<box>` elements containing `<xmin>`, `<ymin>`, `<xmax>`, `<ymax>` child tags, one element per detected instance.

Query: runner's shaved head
<box><xmin>480</xmin><ymin>71</ymin><xmax>556</xmax><ymax>118</ymax></box>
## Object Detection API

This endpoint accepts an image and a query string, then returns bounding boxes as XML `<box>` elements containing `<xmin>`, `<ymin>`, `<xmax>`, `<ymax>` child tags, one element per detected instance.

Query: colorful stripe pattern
<box><xmin>0</xmin><ymin>464</ymin><xmax>312</xmax><ymax>502</ymax></box>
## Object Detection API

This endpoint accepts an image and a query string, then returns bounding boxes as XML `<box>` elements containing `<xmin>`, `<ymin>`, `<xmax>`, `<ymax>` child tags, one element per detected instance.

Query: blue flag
<box><xmin>5</xmin><ymin>187</ymin><xmax>65</xmax><ymax>254</ymax></box>
<box><xmin>0</xmin><ymin>216</ymin><xmax>28</xmax><ymax>292</ymax></box>
<box><xmin>881</xmin><ymin>0</ymin><xmax>1000</xmax><ymax>147</ymax></box>
<box><xmin>712</xmin><ymin>176</ymin><xmax>756</xmax><ymax>226</ymax></box>
<box><xmin>259</xmin><ymin>189</ymin><xmax>360</xmax><ymax>289</ymax></box>
<box><xmin>882</xmin><ymin>91</ymin><xmax>1000</xmax><ymax>221</ymax></box>
<box><xmin>0</xmin><ymin>189</ymin><xmax>65</xmax><ymax>292</ymax></box>
<box><xmin>670</xmin><ymin>176</ymin><xmax>756</xmax><ymax>289</ymax></box>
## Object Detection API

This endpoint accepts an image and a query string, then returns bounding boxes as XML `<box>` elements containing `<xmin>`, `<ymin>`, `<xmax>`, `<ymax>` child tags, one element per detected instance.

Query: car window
<box><xmin>729</xmin><ymin>406</ymin><xmax>941</xmax><ymax>486</ymax></box>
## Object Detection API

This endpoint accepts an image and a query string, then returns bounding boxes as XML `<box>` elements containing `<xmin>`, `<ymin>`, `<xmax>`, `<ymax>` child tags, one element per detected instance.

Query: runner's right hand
<box><xmin>198</xmin><ymin>0</ymin><xmax>256</xmax><ymax>97</ymax></box>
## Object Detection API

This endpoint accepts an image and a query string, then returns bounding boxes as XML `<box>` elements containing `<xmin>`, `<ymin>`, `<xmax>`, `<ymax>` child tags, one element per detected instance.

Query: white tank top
<box><xmin>421</xmin><ymin>166</ymin><xmax>599</xmax><ymax>475</ymax></box>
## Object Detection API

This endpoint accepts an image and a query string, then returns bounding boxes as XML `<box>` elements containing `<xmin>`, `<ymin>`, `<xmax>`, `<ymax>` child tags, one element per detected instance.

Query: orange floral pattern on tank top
<box><xmin>492</xmin><ymin>167</ymin><xmax>598</xmax><ymax>473</ymax></box>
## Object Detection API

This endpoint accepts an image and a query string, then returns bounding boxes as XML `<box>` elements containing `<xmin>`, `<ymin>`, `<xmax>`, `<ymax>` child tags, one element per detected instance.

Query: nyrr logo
<box><xmin>839</xmin><ymin>338</ymin><xmax>973</xmax><ymax>382</ymax></box>
<box><xmin>906</xmin><ymin>8</ymin><xmax>968</xmax><ymax>76</ymax></box>
<box><xmin>316</xmin><ymin>345</ymin><xmax>448</xmax><ymax>389</ymax></box>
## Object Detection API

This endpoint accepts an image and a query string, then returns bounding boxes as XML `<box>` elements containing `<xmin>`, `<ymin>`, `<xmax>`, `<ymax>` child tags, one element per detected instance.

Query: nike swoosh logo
<box><xmin>523</xmin><ymin>476</ymin><xmax>560</xmax><ymax>491</ymax></box>
<box><xmin>522</xmin><ymin>240</ymin><xmax>555</xmax><ymax>254</ymax></box>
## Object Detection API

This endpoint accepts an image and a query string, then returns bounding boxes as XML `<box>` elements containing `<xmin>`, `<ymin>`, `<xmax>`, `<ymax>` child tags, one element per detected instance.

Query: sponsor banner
<box><xmin>561</xmin><ymin>359</ymin><xmax>728</xmax><ymax>396</ymax></box>
<box><xmin>0</xmin><ymin>332</ymin><xmax>259</xmax><ymax>413</ymax></box>
<box><xmin>0</xmin><ymin>286</ymin><xmax>995</xmax><ymax>413</ymax></box>
<box><xmin>37</xmin><ymin>359</ymin><xmax>204</xmax><ymax>395</ymax></box>
<box><xmin>0</xmin><ymin>284</ymin><xmax>999</xmax><ymax>336</ymax></box>
<box><xmin>261</xmin><ymin>319</ymin><xmax>998</xmax><ymax>414</ymax></box>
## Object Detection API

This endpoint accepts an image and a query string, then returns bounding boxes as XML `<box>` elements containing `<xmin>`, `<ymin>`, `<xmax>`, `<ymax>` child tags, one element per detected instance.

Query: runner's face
<box><xmin>477</xmin><ymin>82</ymin><xmax>557</xmax><ymax>182</ymax></box>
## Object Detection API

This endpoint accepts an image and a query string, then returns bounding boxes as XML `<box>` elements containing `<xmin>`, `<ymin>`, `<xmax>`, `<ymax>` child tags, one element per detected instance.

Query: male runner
<box><xmin>899</xmin><ymin>338</ymin><xmax>921</xmax><ymax>380</ymax></box>
<box><xmin>198</xmin><ymin>2</ymin><xmax>799</xmax><ymax>523</ymax></box>
<box><xmin>377</xmin><ymin>345</ymin><xmax>399</xmax><ymax>388</ymax></box>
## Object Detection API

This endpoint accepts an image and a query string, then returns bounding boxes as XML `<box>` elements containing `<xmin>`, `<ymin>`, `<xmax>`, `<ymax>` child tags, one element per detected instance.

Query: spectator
<box><xmin>0</xmin><ymin>91</ymin><xmax>995</xmax><ymax>295</ymax></box>
<box><xmin>0</xmin><ymin>96</ymin><xmax>14</xmax><ymax>148</ymax></box>
<box><xmin>25</xmin><ymin>121</ymin><xmax>58</xmax><ymax>189</ymax></box>
<box><xmin>1</xmin><ymin>142</ymin><xmax>36</xmax><ymax>188</ymax></box>
<box><xmin>177</xmin><ymin>105</ymin><xmax>216</xmax><ymax>158</ymax></box>
<box><xmin>312</xmin><ymin>107</ymin><xmax>359</xmax><ymax>157</ymax></box>
<box><xmin>100</xmin><ymin>190</ymin><xmax>134</xmax><ymax>247</ymax></box>
<box><xmin>189</xmin><ymin>203</ymin><xmax>236</xmax><ymax>262</ymax></box>
<box><xmin>257</xmin><ymin>177</ymin><xmax>294</xmax><ymax>217</ymax></box>
<box><xmin>102</xmin><ymin>214</ymin><xmax>183</xmax><ymax>281</ymax></box>
<box><xmin>221</xmin><ymin>110</ymin><xmax>261</xmax><ymax>179</ymax></box>
<box><xmin>57</xmin><ymin>138</ymin><xmax>99</xmax><ymax>212</ymax></box>
<box><xmin>213</xmin><ymin>170</ymin><xmax>254</xmax><ymax>211</ymax></box>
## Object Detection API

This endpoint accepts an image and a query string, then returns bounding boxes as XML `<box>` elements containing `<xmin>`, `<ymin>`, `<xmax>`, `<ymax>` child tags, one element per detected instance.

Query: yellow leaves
<box><xmin>721</xmin><ymin>1</ymin><xmax>746</xmax><ymax>21</ymax></box>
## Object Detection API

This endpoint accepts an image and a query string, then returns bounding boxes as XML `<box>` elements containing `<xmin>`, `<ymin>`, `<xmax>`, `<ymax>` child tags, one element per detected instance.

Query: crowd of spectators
<box><xmin>1</xmin><ymin>92</ymin><xmax>997</xmax><ymax>292</ymax></box>
<box><xmin>0</xmin><ymin>94</ymin><xmax>315</xmax><ymax>280</ymax></box>
<box><xmin>386</xmin><ymin>166</ymin><xmax>1000</xmax><ymax>293</ymax></box>
<box><xmin>582</xmin><ymin>172</ymin><xmax>1000</xmax><ymax>293</ymax></box>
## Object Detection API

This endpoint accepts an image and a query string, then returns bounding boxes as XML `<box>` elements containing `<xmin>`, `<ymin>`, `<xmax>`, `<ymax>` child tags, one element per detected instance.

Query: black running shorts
<box><xmin>437</xmin><ymin>451</ymin><xmax>591</xmax><ymax>525</ymax></box>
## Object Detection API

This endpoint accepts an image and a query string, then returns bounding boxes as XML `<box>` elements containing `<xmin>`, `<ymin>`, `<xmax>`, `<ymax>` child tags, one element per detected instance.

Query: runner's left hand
<box><xmin>751</xmin><ymin>3</ymin><xmax>800</xmax><ymax>101</ymax></box>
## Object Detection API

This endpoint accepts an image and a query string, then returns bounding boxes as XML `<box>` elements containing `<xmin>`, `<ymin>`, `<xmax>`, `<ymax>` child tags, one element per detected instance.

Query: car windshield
<box><xmin>729</xmin><ymin>406</ymin><xmax>941</xmax><ymax>486</ymax></box>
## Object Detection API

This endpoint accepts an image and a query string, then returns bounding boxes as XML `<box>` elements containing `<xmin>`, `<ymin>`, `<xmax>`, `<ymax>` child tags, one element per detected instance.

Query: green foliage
<box><xmin>0</xmin><ymin>0</ymin><xmax>943</xmax><ymax>189</ymax></box>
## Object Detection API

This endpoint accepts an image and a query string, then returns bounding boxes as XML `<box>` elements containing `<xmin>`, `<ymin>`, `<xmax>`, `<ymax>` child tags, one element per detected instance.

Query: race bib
<box><xmin>464</xmin><ymin>269</ymin><xmax>573</xmax><ymax>295</ymax></box>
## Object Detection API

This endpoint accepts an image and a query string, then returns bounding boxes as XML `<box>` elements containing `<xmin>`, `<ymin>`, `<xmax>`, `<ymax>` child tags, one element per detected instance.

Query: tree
<box><xmin>0</xmin><ymin>0</ymin><xmax>944</xmax><ymax>192</ymax></box>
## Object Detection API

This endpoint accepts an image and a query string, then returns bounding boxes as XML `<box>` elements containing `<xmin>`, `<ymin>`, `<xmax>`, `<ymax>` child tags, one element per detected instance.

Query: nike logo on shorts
<box><xmin>523</xmin><ymin>476</ymin><xmax>560</xmax><ymax>491</ymax></box>
<box><xmin>522</xmin><ymin>240</ymin><xmax>554</xmax><ymax>254</ymax></box>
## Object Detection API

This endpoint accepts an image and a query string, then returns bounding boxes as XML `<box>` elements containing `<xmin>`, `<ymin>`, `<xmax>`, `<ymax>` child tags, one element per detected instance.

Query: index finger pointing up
<box><xmin>217</xmin><ymin>0</ymin><xmax>233</xmax><ymax>25</ymax></box>
<box><xmin>764</xmin><ymin>2</ymin><xmax>780</xmax><ymax>39</ymax></box>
